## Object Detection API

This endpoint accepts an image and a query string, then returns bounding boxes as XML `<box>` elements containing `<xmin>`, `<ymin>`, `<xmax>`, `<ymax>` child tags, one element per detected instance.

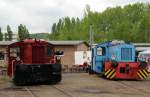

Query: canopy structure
<box><xmin>138</xmin><ymin>50</ymin><xmax>150</xmax><ymax>61</ymax></box>
<box><xmin>139</xmin><ymin>50</ymin><xmax>150</xmax><ymax>55</ymax></box>
<box><xmin>138</xmin><ymin>50</ymin><xmax>150</xmax><ymax>72</ymax></box>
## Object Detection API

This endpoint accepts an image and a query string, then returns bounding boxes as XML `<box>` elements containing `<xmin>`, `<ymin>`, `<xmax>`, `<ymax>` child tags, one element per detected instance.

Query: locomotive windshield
<box><xmin>121</xmin><ymin>48</ymin><xmax>132</xmax><ymax>61</ymax></box>
<box><xmin>97</xmin><ymin>47</ymin><xmax>106</xmax><ymax>56</ymax></box>
<box><xmin>47</xmin><ymin>46</ymin><xmax>53</xmax><ymax>56</ymax></box>
<box><xmin>10</xmin><ymin>47</ymin><xmax>20</xmax><ymax>58</ymax></box>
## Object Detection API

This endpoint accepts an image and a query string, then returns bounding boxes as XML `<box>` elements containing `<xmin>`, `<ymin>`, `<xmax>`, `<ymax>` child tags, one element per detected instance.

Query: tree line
<box><xmin>0</xmin><ymin>24</ymin><xmax>30</xmax><ymax>41</ymax></box>
<box><xmin>1</xmin><ymin>3</ymin><xmax>149</xmax><ymax>43</ymax></box>
<box><xmin>50</xmin><ymin>3</ymin><xmax>150</xmax><ymax>43</ymax></box>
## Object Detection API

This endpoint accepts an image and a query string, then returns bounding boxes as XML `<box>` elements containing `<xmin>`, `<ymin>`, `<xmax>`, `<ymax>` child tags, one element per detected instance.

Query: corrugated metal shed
<box><xmin>134</xmin><ymin>43</ymin><xmax>150</xmax><ymax>47</ymax></box>
<box><xmin>136</xmin><ymin>47</ymin><xmax>150</xmax><ymax>51</ymax></box>
<box><xmin>134</xmin><ymin>43</ymin><xmax>150</xmax><ymax>51</ymax></box>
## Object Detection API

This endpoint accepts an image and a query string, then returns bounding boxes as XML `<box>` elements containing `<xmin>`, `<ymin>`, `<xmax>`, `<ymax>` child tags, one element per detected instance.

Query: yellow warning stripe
<box><xmin>107</xmin><ymin>69</ymin><xmax>115</xmax><ymax>78</ymax></box>
<box><xmin>137</xmin><ymin>72</ymin><xmax>144</xmax><ymax>79</ymax></box>
<box><xmin>142</xmin><ymin>69</ymin><xmax>148</xmax><ymax>77</ymax></box>
<box><xmin>110</xmin><ymin>72</ymin><xmax>116</xmax><ymax>79</ymax></box>
<box><xmin>105</xmin><ymin>69</ymin><xmax>111</xmax><ymax>76</ymax></box>
<box><xmin>139</xmin><ymin>70</ymin><xmax>147</xmax><ymax>79</ymax></box>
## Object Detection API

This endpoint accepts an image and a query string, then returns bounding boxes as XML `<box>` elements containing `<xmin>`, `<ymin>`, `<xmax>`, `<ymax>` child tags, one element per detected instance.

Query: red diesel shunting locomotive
<box><xmin>7</xmin><ymin>39</ymin><xmax>63</xmax><ymax>85</ymax></box>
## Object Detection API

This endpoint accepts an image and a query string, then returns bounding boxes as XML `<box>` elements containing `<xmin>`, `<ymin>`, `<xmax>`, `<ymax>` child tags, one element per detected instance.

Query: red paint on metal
<box><xmin>105</xmin><ymin>61</ymin><xmax>147</xmax><ymax>79</ymax></box>
<box><xmin>7</xmin><ymin>39</ymin><xmax>55</xmax><ymax>77</ymax></box>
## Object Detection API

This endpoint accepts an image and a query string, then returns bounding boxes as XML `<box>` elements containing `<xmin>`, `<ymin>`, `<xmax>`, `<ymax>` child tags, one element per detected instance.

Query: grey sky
<box><xmin>0</xmin><ymin>0</ymin><xmax>149</xmax><ymax>33</ymax></box>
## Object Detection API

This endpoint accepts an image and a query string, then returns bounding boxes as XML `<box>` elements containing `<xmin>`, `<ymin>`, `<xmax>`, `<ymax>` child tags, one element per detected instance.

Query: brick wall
<box><xmin>54</xmin><ymin>45</ymin><xmax>76</xmax><ymax>68</ymax></box>
<box><xmin>54</xmin><ymin>43</ymin><xmax>89</xmax><ymax>68</ymax></box>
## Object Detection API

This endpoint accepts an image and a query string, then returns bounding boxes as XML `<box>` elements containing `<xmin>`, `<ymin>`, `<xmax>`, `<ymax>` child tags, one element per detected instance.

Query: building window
<box><xmin>0</xmin><ymin>51</ymin><xmax>4</xmax><ymax>60</ymax></box>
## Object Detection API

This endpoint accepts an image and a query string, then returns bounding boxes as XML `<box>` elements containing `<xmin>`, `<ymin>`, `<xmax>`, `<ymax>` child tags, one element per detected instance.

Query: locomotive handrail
<box><xmin>11</xmin><ymin>60</ymin><xmax>15</xmax><ymax>78</ymax></box>
<box><xmin>11</xmin><ymin>59</ymin><xmax>23</xmax><ymax>78</ymax></box>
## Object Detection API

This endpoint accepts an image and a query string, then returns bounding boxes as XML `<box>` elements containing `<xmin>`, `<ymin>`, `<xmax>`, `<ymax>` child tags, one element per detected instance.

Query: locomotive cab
<box><xmin>91</xmin><ymin>40</ymin><xmax>149</xmax><ymax>80</ymax></box>
<box><xmin>7</xmin><ymin>39</ymin><xmax>63</xmax><ymax>85</ymax></box>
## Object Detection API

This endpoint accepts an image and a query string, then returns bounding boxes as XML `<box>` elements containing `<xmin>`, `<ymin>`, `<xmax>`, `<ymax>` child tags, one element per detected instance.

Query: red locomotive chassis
<box><xmin>104</xmin><ymin>61</ymin><xmax>148</xmax><ymax>80</ymax></box>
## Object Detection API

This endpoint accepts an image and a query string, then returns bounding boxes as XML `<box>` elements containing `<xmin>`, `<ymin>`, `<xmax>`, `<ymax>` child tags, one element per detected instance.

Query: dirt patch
<box><xmin>0</xmin><ymin>76</ymin><xmax>9</xmax><ymax>84</ymax></box>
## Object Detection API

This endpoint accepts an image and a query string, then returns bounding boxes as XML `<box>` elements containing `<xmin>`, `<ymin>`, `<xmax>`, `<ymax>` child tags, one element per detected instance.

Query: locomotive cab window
<box><xmin>47</xmin><ymin>46</ymin><xmax>53</xmax><ymax>56</ymax></box>
<box><xmin>10</xmin><ymin>47</ymin><xmax>20</xmax><ymax>58</ymax></box>
<box><xmin>97</xmin><ymin>47</ymin><xmax>106</xmax><ymax>56</ymax></box>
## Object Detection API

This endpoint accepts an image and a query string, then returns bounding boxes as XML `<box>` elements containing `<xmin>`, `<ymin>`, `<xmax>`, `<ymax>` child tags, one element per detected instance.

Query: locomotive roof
<box><xmin>7</xmin><ymin>39</ymin><xmax>53</xmax><ymax>47</ymax></box>
<box><xmin>96</xmin><ymin>40</ymin><xmax>132</xmax><ymax>47</ymax></box>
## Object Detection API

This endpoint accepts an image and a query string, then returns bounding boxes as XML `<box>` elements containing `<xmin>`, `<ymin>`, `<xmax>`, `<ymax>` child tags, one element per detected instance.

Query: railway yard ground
<box><xmin>0</xmin><ymin>73</ymin><xmax>150</xmax><ymax>97</ymax></box>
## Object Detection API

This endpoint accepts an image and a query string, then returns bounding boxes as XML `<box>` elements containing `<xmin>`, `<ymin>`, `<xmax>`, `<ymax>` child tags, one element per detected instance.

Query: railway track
<box><xmin>0</xmin><ymin>84</ymin><xmax>74</xmax><ymax>97</ymax></box>
<box><xmin>118</xmin><ymin>81</ymin><xmax>150</xmax><ymax>96</ymax></box>
<box><xmin>24</xmin><ymin>85</ymin><xmax>74</xmax><ymax>97</ymax></box>
<box><xmin>24</xmin><ymin>87</ymin><xmax>37</xmax><ymax>97</ymax></box>
<box><xmin>0</xmin><ymin>86</ymin><xmax>37</xmax><ymax>97</ymax></box>
<box><xmin>52</xmin><ymin>85</ymin><xmax>74</xmax><ymax>97</ymax></box>
<box><xmin>99</xmin><ymin>78</ymin><xmax>150</xmax><ymax>96</ymax></box>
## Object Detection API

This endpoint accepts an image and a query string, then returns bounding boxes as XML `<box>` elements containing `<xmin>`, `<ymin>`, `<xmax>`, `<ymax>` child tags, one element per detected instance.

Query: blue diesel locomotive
<box><xmin>90</xmin><ymin>40</ymin><xmax>148</xmax><ymax>80</ymax></box>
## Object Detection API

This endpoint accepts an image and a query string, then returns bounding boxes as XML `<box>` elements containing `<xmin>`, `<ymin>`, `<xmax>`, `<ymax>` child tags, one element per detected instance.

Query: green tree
<box><xmin>0</xmin><ymin>27</ymin><xmax>3</xmax><ymax>41</ymax></box>
<box><xmin>18</xmin><ymin>24</ymin><xmax>30</xmax><ymax>41</ymax></box>
<box><xmin>7</xmin><ymin>25</ymin><xmax>13</xmax><ymax>41</ymax></box>
<box><xmin>4</xmin><ymin>33</ymin><xmax>8</xmax><ymax>41</ymax></box>
<box><xmin>50</xmin><ymin>3</ymin><xmax>150</xmax><ymax>43</ymax></box>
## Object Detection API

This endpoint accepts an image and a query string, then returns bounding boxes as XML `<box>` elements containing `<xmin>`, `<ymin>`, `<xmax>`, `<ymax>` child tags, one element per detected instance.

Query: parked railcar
<box><xmin>90</xmin><ymin>40</ymin><xmax>149</xmax><ymax>80</ymax></box>
<box><xmin>7</xmin><ymin>39</ymin><xmax>63</xmax><ymax>85</ymax></box>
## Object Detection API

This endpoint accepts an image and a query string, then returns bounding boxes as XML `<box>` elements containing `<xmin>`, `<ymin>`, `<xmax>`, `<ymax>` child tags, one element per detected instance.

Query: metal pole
<box><xmin>89</xmin><ymin>25</ymin><xmax>94</xmax><ymax>50</ymax></box>
<box><xmin>89</xmin><ymin>25</ymin><xmax>94</xmax><ymax>73</ymax></box>
<box><xmin>89</xmin><ymin>25</ymin><xmax>92</xmax><ymax>50</ymax></box>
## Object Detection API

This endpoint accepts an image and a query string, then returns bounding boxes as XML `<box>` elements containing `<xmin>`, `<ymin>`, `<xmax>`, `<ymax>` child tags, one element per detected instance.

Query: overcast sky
<box><xmin>0</xmin><ymin>0</ymin><xmax>149</xmax><ymax>33</ymax></box>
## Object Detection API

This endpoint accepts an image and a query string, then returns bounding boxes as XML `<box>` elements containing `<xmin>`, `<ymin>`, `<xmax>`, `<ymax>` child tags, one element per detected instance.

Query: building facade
<box><xmin>0</xmin><ymin>40</ymin><xmax>89</xmax><ymax>68</ymax></box>
<box><xmin>49</xmin><ymin>41</ymin><xmax>89</xmax><ymax>68</ymax></box>
<box><xmin>0</xmin><ymin>41</ymin><xmax>14</xmax><ymax>67</ymax></box>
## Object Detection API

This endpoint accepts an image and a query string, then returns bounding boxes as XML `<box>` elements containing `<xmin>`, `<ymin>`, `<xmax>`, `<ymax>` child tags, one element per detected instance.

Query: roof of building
<box><xmin>136</xmin><ymin>47</ymin><xmax>150</xmax><ymax>51</ymax></box>
<box><xmin>48</xmin><ymin>41</ymin><xmax>89</xmax><ymax>46</ymax></box>
<box><xmin>133</xmin><ymin>43</ymin><xmax>150</xmax><ymax>46</ymax></box>
<box><xmin>0</xmin><ymin>40</ymin><xmax>89</xmax><ymax>46</ymax></box>
<box><xmin>0</xmin><ymin>41</ymin><xmax>15</xmax><ymax>45</ymax></box>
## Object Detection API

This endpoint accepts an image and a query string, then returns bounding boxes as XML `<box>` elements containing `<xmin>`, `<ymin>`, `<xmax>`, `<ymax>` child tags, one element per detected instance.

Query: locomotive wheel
<box><xmin>49</xmin><ymin>64</ymin><xmax>62</xmax><ymax>84</ymax></box>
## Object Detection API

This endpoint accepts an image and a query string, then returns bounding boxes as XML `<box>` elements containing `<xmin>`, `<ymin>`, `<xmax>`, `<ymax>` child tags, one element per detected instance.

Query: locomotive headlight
<box><xmin>56</xmin><ymin>56</ymin><xmax>61</xmax><ymax>60</ymax></box>
<box><xmin>16</xmin><ymin>57</ymin><xmax>20</xmax><ymax>61</ymax></box>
